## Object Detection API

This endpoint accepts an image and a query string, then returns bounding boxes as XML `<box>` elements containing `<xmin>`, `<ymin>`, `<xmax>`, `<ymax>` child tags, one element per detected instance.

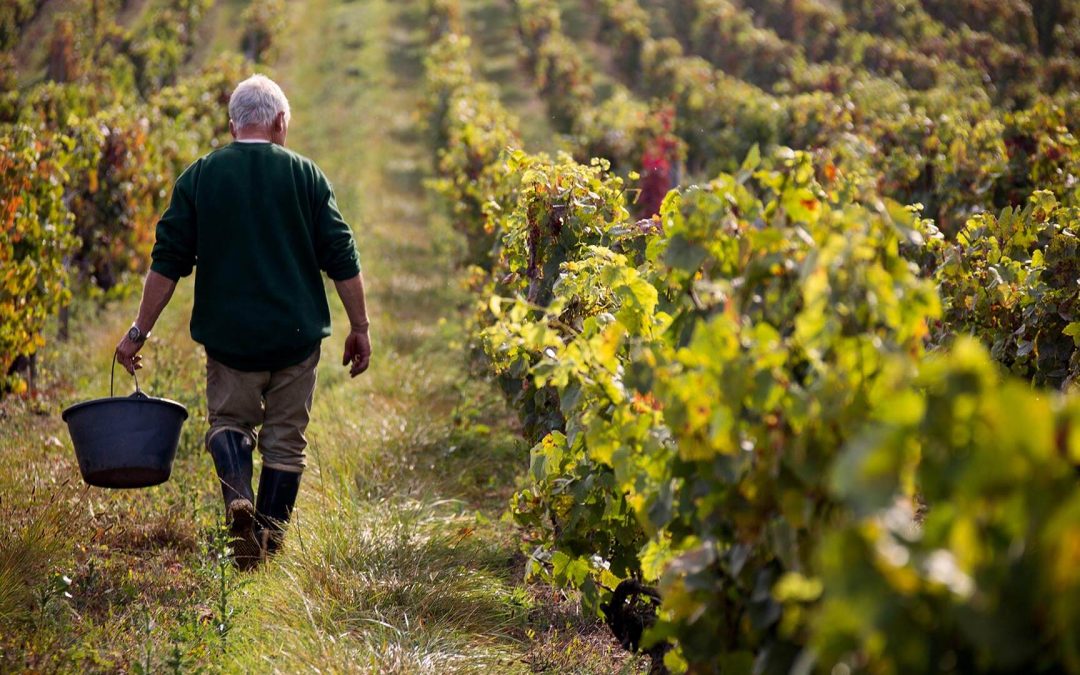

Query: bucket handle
<box><xmin>110</xmin><ymin>355</ymin><xmax>144</xmax><ymax>398</ymax></box>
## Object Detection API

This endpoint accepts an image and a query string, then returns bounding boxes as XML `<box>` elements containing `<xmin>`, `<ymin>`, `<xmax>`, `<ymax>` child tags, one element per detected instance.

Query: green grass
<box><xmin>0</xmin><ymin>0</ymin><xmax>645</xmax><ymax>671</ymax></box>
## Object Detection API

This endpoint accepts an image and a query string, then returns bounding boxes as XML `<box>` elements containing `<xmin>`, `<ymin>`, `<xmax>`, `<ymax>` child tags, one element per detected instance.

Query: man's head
<box><xmin>228</xmin><ymin>74</ymin><xmax>291</xmax><ymax>146</ymax></box>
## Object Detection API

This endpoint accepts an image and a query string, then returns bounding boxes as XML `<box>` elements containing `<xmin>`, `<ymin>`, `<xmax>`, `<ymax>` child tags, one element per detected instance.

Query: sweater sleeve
<box><xmin>313</xmin><ymin>177</ymin><xmax>361</xmax><ymax>281</ymax></box>
<box><xmin>150</xmin><ymin>162</ymin><xmax>199</xmax><ymax>281</ymax></box>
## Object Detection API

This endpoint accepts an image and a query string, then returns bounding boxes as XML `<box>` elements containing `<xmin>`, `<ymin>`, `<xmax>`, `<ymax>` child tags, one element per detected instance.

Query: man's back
<box><xmin>150</xmin><ymin>142</ymin><xmax>360</xmax><ymax>371</ymax></box>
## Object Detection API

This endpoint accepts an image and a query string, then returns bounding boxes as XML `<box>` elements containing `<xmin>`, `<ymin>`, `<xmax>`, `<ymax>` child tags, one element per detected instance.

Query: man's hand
<box><xmin>333</xmin><ymin>275</ymin><xmax>371</xmax><ymax>378</ymax></box>
<box><xmin>342</xmin><ymin>328</ymin><xmax>371</xmax><ymax>377</ymax></box>
<box><xmin>115</xmin><ymin>334</ymin><xmax>145</xmax><ymax>375</ymax></box>
<box><xmin>114</xmin><ymin>271</ymin><xmax>177</xmax><ymax>375</ymax></box>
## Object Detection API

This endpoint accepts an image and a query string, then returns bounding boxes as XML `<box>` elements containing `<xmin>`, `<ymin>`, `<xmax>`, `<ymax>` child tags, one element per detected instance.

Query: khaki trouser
<box><xmin>205</xmin><ymin>347</ymin><xmax>320</xmax><ymax>473</ymax></box>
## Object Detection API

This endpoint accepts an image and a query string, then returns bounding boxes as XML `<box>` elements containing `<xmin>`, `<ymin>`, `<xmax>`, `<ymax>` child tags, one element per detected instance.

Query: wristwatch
<box><xmin>127</xmin><ymin>324</ymin><xmax>149</xmax><ymax>343</ymax></box>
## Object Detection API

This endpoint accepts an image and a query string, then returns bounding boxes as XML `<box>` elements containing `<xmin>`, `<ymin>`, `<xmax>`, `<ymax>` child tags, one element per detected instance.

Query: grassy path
<box><xmin>231</xmin><ymin>0</ymin><xmax>639</xmax><ymax>667</ymax></box>
<box><xmin>1</xmin><ymin>0</ymin><xmax>641</xmax><ymax>671</ymax></box>
<box><xmin>223</xmin><ymin>0</ymin><xmax>574</xmax><ymax>668</ymax></box>
<box><xmin>461</xmin><ymin>0</ymin><xmax>561</xmax><ymax>152</ymax></box>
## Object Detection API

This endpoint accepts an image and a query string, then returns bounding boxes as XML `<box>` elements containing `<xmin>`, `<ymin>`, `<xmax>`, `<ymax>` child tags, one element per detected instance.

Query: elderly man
<box><xmin>115</xmin><ymin>74</ymin><xmax>371</xmax><ymax>569</ymax></box>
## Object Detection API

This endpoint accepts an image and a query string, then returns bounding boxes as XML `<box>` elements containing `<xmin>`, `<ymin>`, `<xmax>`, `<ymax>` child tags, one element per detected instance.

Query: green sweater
<box><xmin>150</xmin><ymin>141</ymin><xmax>361</xmax><ymax>371</ymax></box>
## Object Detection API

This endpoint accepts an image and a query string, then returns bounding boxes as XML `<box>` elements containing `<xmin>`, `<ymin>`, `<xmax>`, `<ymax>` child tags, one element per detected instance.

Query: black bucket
<box><xmin>62</xmin><ymin>360</ymin><xmax>189</xmax><ymax>489</ymax></box>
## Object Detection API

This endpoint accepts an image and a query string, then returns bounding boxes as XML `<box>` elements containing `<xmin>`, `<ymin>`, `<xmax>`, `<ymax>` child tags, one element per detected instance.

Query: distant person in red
<box><xmin>637</xmin><ymin>108</ymin><xmax>682</xmax><ymax>219</ymax></box>
<box><xmin>114</xmin><ymin>75</ymin><xmax>373</xmax><ymax>570</ymax></box>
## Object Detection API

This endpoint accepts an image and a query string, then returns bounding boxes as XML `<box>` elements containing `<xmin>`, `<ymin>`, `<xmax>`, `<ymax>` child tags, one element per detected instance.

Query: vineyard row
<box><xmin>423</xmin><ymin>0</ymin><xmax>1080</xmax><ymax>671</ymax></box>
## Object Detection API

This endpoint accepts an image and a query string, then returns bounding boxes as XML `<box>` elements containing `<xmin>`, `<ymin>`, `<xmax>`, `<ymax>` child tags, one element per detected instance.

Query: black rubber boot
<box><xmin>255</xmin><ymin>467</ymin><xmax>302</xmax><ymax>558</ymax></box>
<box><xmin>208</xmin><ymin>430</ymin><xmax>259</xmax><ymax>570</ymax></box>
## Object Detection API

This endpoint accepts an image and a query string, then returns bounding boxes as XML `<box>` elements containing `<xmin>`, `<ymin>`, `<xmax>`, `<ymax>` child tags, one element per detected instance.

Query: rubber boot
<box><xmin>255</xmin><ymin>467</ymin><xmax>302</xmax><ymax>559</ymax></box>
<box><xmin>208</xmin><ymin>430</ymin><xmax>259</xmax><ymax>570</ymax></box>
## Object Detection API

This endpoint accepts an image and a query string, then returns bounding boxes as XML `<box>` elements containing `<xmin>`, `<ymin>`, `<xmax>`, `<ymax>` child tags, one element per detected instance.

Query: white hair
<box><xmin>228</xmin><ymin>74</ymin><xmax>291</xmax><ymax>130</ymax></box>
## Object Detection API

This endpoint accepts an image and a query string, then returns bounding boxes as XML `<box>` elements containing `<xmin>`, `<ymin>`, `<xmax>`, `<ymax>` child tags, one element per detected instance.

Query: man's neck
<box><xmin>235</xmin><ymin>136</ymin><xmax>271</xmax><ymax>143</ymax></box>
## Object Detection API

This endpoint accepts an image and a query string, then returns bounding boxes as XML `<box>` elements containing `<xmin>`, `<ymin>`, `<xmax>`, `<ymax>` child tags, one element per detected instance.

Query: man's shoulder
<box><xmin>197</xmin><ymin>142</ymin><xmax>237</xmax><ymax>163</ymax></box>
<box><xmin>271</xmin><ymin>145</ymin><xmax>327</xmax><ymax>177</ymax></box>
<box><xmin>179</xmin><ymin>144</ymin><xmax>228</xmax><ymax>175</ymax></box>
